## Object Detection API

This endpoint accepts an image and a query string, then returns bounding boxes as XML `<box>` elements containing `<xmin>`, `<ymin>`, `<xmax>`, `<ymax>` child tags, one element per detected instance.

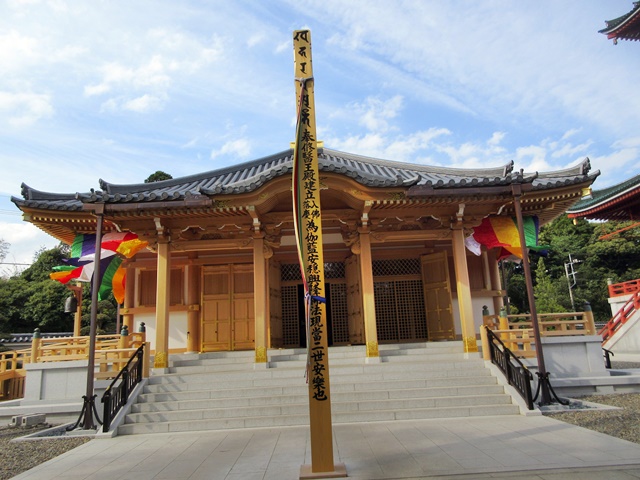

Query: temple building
<box><xmin>600</xmin><ymin>2</ymin><xmax>640</xmax><ymax>44</ymax></box>
<box><xmin>567</xmin><ymin>174</ymin><xmax>640</xmax><ymax>221</ymax></box>
<box><xmin>12</xmin><ymin>147</ymin><xmax>598</xmax><ymax>368</ymax></box>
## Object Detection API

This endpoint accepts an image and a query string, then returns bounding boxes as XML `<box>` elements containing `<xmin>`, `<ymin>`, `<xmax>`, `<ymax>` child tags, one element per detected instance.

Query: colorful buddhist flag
<box><xmin>50</xmin><ymin>232</ymin><xmax>147</xmax><ymax>302</ymax></box>
<box><xmin>468</xmin><ymin>216</ymin><xmax>544</xmax><ymax>259</ymax></box>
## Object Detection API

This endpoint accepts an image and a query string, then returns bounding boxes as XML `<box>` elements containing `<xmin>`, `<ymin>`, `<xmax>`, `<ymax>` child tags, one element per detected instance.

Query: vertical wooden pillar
<box><xmin>253</xmin><ymin>234</ymin><xmax>268</xmax><ymax>364</ymax></box>
<box><xmin>30</xmin><ymin>329</ymin><xmax>41</xmax><ymax>363</ymax></box>
<box><xmin>481</xmin><ymin>250</ymin><xmax>492</xmax><ymax>290</ymax></box>
<box><xmin>70</xmin><ymin>286</ymin><xmax>83</xmax><ymax>337</ymax></box>
<box><xmin>488</xmin><ymin>250</ymin><xmax>505</xmax><ymax>314</ymax></box>
<box><xmin>154</xmin><ymin>239</ymin><xmax>171</xmax><ymax>369</ymax></box>
<box><xmin>122</xmin><ymin>266</ymin><xmax>135</xmax><ymax>333</ymax></box>
<box><xmin>358</xmin><ymin>229</ymin><xmax>379</xmax><ymax>358</ymax></box>
<box><xmin>451</xmin><ymin>227</ymin><xmax>478</xmax><ymax>353</ymax></box>
<box><xmin>186</xmin><ymin>264</ymin><xmax>201</xmax><ymax>353</ymax></box>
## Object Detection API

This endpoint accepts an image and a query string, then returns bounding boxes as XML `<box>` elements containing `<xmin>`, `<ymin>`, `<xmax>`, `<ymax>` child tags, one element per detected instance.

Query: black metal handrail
<box><xmin>485</xmin><ymin>327</ymin><xmax>534</xmax><ymax>410</ymax></box>
<box><xmin>101</xmin><ymin>344</ymin><xmax>145</xmax><ymax>432</ymax></box>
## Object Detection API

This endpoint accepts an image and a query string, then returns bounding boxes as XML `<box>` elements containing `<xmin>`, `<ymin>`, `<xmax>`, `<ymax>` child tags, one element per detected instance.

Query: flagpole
<box><xmin>79</xmin><ymin>203</ymin><xmax>104</xmax><ymax>430</ymax></box>
<box><xmin>511</xmin><ymin>185</ymin><xmax>553</xmax><ymax>405</ymax></box>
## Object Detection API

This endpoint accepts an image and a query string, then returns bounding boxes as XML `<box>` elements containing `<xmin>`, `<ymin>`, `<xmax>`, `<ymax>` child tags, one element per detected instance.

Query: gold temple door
<box><xmin>345</xmin><ymin>254</ymin><xmax>364</xmax><ymax>344</ymax></box>
<box><xmin>201</xmin><ymin>264</ymin><xmax>255</xmax><ymax>352</ymax></box>
<box><xmin>421</xmin><ymin>252</ymin><xmax>455</xmax><ymax>340</ymax></box>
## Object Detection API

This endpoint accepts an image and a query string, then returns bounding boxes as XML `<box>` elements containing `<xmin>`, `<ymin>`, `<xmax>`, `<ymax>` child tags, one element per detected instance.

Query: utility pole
<box><xmin>564</xmin><ymin>254</ymin><xmax>582</xmax><ymax>312</ymax></box>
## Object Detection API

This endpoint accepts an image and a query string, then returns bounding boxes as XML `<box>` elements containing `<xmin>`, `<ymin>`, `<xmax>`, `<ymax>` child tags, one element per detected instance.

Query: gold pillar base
<box><xmin>153</xmin><ymin>351</ymin><xmax>168</xmax><ymax>369</ymax></box>
<box><xmin>300</xmin><ymin>463</ymin><xmax>347</xmax><ymax>479</ymax></box>
<box><xmin>366</xmin><ymin>341</ymin><xmax>379</xmax><ymax>358</ymax></box>
<box><xmin>463</xmin><ymin>336</ymin><xmax>479</xmax><ymax>353</ymax></box>
<box><xmin>255</xmin><ymin>346</ymin><xmax>268</xmax><ymax>363</ymax></box>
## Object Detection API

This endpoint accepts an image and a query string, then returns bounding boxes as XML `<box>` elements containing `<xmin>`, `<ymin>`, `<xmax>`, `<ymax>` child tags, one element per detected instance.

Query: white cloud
<box><xmin>0</xmin><ymin>91</ymin><xmax>54</xmax><ymax>126</ymax></box>
<box><xmin>123</xmin><ymin>94</ymin><xmax>164</xmax><ymax>113</ymax></box>
<box><xmin>589</xmin><ymin>146</ymin><xmax>639</xmax><ymax>188</ymax></box>
<box><xmin>515</xmin><ymin>145</ymin><xmax>552</xmax><ymax>172</ymax></box>
<box><xmin>330</xmin><ymin>127</ymin><xmax>451</xmax><ymax>163</ymax></box>
<box><xmin>0</xmin><ymin>30</ymin><xmax>39</xmax><ymax>70</ymax></box>
<box><xmin>551</xmin><ymin>140</ymin><xmax>593</xmax><ymax>159</ymax></box>
<box><xmin>488</xmin><ymin>132</ymin><xmax>506</xmax><ymax>147</ymax></box>
<box><xmin>247</xmin><ymin>33</ymin><xmax>265</xmax><ymax>48</ymax></box>
<box><xmin>0</xmin><ymin>220</ymin><xmax>58</xmax><ymax>271</ymax></box>
<box><xmin>210</xmin><ymin>138</ymin><xmax>252</xmax><ymax>160</ymax></box>
<box><xmin>358</xmin><ymin>95</ymin><xmax>403</xmax><ymax>133</ymax></box>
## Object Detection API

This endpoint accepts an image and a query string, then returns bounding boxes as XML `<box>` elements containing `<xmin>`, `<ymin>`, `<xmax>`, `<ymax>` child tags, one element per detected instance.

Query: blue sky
<box><xmin>1</xmin><ymin>0</ymin><xmax>638</xmax><ymax>271</ymax></box>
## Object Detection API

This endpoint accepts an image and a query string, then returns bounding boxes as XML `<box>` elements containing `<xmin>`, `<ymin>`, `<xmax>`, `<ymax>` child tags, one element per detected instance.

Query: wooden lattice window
<box><xmin>372</xmin><ymin>258</ymin><xmax>427</xmax><ymax>343</ymax></box>
<box><xmin>374</xmin><ymin>280</ymin><xmax>427</xmax><ymax>342</ymax></box>
<box><xmin>281</xmin><ymin>285</ymin><xmax>300</xmax><ymax>347</ymax></box>
<box><xmin>281</xmin><ymin>264</ymin><xmax>301</xmax><ymax>282</ymax></box>
<box><xmin>329</xmin><ymin>283</ymin><xmax>349</xmax><ymax>344</ymax></box>
<box><xmin>396</xmin><ymin>280</ymin><xmax>427</xmax><ymax>340</ymax></box>
<box><xmin>374</xmin><ymin>282</ymin><xmax>397</xmax><ymax>341</ymax></box>
<box><xmin>281</xmin><ymin>262</ymin><xmax>345</xmax><ymax>281</ymax></box>
<box><xmin>372</xmin><ymin>258</ymin><xmax>421</xmax><ymax>277</ymax></box>
<box><xmin>138</xmin><ymin>268</ymin><xmax>184</xmax><ymax>307</ymax></box>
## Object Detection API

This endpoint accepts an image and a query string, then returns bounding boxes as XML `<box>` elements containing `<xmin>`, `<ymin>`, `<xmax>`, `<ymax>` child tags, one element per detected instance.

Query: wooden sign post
<box><xmin>292</xmin><ymin>29</ymin><xmax>346</xmax><ymax>479</ymax></box>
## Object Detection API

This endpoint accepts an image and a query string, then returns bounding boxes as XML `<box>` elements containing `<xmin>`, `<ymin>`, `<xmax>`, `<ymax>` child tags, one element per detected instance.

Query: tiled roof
<box><xmin>600</xmin><ymin>1</ymin><xmax>640</xmax><ymax>42</ymax></box>
<box><xmin>12</xmin><ymin>147</ymin><xmax>597</xmax><ymax>211</ymax></box>
<box><xmin>567</xmin><ymin>174</ymin><xmax>640</xmax><ymax>217</ymax></box>
<box><xmin>0</xmin><ymin>332</ymin><xmax>73</xmax><ymax>344</ymax></box>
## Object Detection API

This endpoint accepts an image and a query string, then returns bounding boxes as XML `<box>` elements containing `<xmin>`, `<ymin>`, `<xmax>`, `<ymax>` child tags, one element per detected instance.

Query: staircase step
<box><xmin>118</xmin><ymin>342</ymin><xmax>520</xmax><ymax>436</ymax></box>
<box><xmin>133</xmin><ymin>385</ymin><xmax>508</xmax><ymax>412</ymax></box>
<box><xmin>118</xmin><ymin>403</ymin><xmax>518</xmax><ymax>436</ymax></box>
<box><xmin>152</xmin><ymin>358</ymin><xmax>488</xmax><ymax>382</ymax></box>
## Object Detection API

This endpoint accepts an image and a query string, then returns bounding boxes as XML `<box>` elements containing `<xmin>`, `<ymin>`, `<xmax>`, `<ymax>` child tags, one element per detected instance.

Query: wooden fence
<box><xmin>482</xmin><ymin>310</ymin><xmax>596</xmax><ymax>358</ymax></box>
<box><xmin>0</xmin><ymin>331</ymin><xmax>147</xmax><ymax>402</ymax></box>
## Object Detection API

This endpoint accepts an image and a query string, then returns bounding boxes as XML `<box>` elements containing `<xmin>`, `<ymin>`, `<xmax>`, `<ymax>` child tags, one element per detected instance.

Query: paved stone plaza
<box><xmin>10</xmin><ymin>414</ymin><xmax>640</xmax><ymax>480</ymax></box>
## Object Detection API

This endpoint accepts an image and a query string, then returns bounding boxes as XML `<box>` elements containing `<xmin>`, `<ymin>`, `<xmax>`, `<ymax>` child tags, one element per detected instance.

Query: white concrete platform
<box><xmin>10</xmin><ymin>414</ymin><xmax>640</xmax><ymax>480</ymax></box>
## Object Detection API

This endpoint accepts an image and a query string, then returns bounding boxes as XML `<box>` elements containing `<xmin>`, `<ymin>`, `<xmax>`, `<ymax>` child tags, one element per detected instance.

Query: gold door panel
<box><xmin>201</xmin><ymin>265</ymin><xmax>255</xmax><ymax>352</ymax></box>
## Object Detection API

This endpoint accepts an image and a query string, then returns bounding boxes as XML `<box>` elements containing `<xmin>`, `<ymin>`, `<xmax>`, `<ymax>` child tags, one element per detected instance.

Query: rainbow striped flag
<box><xmin>468</xmin><ymin>216</ymin><xmax>544</xmax><ymax>259</ymax></box>
<box><xmin>51</xmin><ymin>233</ymin><xmax>146</xmax><ymax>302</ymax></box>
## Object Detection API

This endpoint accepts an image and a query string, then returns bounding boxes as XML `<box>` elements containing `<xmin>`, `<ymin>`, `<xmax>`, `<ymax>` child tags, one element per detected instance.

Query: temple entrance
<box><xmin>201</xmin><ymin>264</ymin><xmax>255</xmax><ymax>352</ymax></box>
<box><xmin>281</xmin><ymin>283</ymin><xmax>350</xmax><ymax>348</ymax></box>
<box><xmin>373</xmin><ymin>258</ymin><xmax>428</xmax><ymax>343</ymax></box>
<box><xmin>279</xmin><ymin>262</ymin><xmax>350</xmax><ymax>348</ymax></box>
<box><xmin>421</xmin><ymin>252</ymin><xmax>455</xmax><ymax>340</ymax></box>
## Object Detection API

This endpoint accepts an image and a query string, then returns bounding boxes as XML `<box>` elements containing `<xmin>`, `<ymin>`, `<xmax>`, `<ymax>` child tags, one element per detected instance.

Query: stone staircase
<box><xmin>117</xmin><ymin>342</ymin><xmax>520</xmax><ymax>435</ymax></box>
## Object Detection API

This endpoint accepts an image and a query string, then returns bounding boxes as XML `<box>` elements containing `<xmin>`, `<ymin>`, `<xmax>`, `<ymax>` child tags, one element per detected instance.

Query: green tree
<box><xmin>502</xmin><ymin>260</ymin><xmax>527</xmax><ymax>314</ymax></box>
<box><xmin>533</xmin><ymin>258</ymin><xmax>567</xmax><ymax>313</ymax></box>
<box><xmin>0</xmin><ymin>242</ymin><xmax>121</xmax><ymax>335</ymax></box>
<box><xmin>21</xmin><ymin>245</ymin><xmax>68</xmax><ymax>282</ymax></box>
<box><xmin>144</xmin><ymin>171</ymin><xmax>173</xmax><ymax>183</ymax></box>
<box><xmin>80</xmin><ymin>299</ymin><xmax>118</xmax><ymax>335</ymax></box>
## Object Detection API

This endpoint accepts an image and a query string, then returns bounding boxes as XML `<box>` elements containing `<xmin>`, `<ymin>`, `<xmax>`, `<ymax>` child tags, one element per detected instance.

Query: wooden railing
<box><xmin>600</xmin><ymin>290</ymin><xmax>640</xmax><ymax>344</ymax></box>
<box><xmin>608</xmin><ymin>279</ymin><xmax>640</xmax><ymax>298</ymax></box>
<box><xmin>0</xmin><ymin>330</ymin><xmax>146</xmax><ymax>402</ymax></box>
<box><xmin>482</xmin><ymin>311</ymin><xmax>596</xmax><ymax>358</ymax></box>
<box><xmin>0</xmin><ymin>350</ymin><xmax>27</xmax><ymax>401</ymax></box>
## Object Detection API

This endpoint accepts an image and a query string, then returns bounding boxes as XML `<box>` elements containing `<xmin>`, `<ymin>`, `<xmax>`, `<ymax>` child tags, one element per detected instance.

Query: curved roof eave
<box><xmin>88</xmin><ymin>147</ymin><xmax>518</xmax><ymax>203</ymax></box>
<box><xmin>567</xmin><ymin>173</ymin><xmax>640</xmax><ymax>215</ymax></box>
<box><xmin>13</xmin><ymin>148</ymin><xmax>596</xmax><ymax>211</ymax></box>
<box><xmin>600</xmin><ymin>1</ymin><xmax>640</xmax><ymax>34</ymax></box>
